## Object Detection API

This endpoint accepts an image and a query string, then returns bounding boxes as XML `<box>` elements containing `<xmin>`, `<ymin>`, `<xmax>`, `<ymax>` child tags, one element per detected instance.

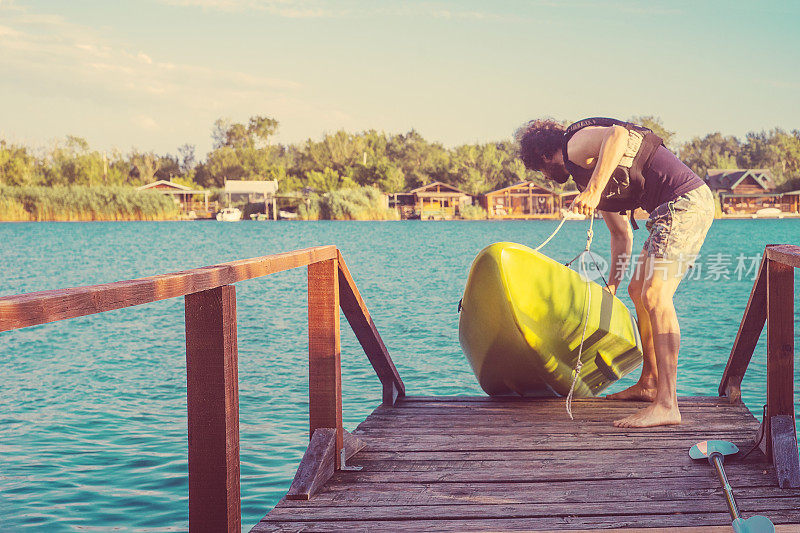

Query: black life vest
<box><xmin>562</xmin><ymin>117</ymin><xmax>663</xmax><ymax>214</ymax></box>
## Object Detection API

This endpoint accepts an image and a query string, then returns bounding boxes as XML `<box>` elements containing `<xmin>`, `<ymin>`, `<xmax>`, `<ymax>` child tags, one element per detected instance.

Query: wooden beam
<box><xmin>286</xmin><ymin>428</ymin><xmax>337</xmax><ymax>501</ymax></box>
<box><xmin>766</xmin><ymin>243</ymin><xmax>800</xmax><ymax>268</ymax></box>
<box><xmin>0</xmin><ymin>245</ymin><xmax>337</xmax><ymax>332</ymax></box>
<box><xmin>284</xmin><ymin>429</ymin><xmax>363</xmax><ymax>501</ymax></box>
<box><xmin>766</xmin><ymin>258</ymin><xmax>795</xmax><ymax>457</ymax></box>
<box><xmin>771</xmin><ymin>415</ymin><xmax>800</xmax><ymax>488</ymax></box>
<box><xmin>343</xmin><ymin>429</ymin><xmax>366</xmax><ymax>459</ymax></box>
<box><xmin>337</xmin><ymin>251</ymin><xmax>405</xmax><ymax>405</ymax></box>
<box><xmin>308</xmin><ymin>258</ymin><xmax>343</xmax><ymax>457</ymax></box>
<box><xmin>185</xmin><ymin>285</ymin><xmax>240</xmax><ymax>533</ymax></box>
<box><xmin>718</xmin><ymin>252</ymin><xmax>768</xmax><ymax>400</ymax></box>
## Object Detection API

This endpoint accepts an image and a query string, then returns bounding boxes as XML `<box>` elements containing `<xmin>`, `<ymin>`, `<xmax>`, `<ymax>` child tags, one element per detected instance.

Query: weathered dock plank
<box><xmin>253</xmin><ymin>395</ymin><xmax>800</xmax><ymax>532</ymax></box>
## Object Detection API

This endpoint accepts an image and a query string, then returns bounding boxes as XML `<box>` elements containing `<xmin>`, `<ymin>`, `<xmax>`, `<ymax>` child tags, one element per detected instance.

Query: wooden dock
<box><xmin>254</xmin><ymin>396</ymin><xmax>800</xmax><ymax>532</ymax></box>
<box><xmin>2</xmin><ymin>244</ymin><xmax>799</xmax><ymax>532</ymax></box>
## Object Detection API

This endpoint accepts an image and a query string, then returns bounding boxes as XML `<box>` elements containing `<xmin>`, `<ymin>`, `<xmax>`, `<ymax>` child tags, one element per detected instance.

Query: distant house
<box><xmin>783</xmin><ymin>190</ymin><xmax>800</xmax><ymax>213</ymax></box>
<box><xmin>390</xmin><ymin>181</ymin><xmax>473</xmax><ymax>220</ymax></box>
<box><xmin>224</xmin><ymin>179</ymin><xmax>279</xmax><ymax>219</ymax></box>
<box><xmin>705</xmin><ymin>169</ymin><xmax>788</xmax><ymax>216</ymax></box>
<box><xmin>481</xmin><ymin>181</ymin><xmax>566</xmax><ymax>219</ymax></box>
<box><xmin>137</xmin><ymin>180</ymin><xmax>210</xmax><ymax>214</ymax></box>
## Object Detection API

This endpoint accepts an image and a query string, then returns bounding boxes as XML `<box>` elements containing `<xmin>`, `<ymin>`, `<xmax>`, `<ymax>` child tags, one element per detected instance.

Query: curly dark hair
<box><xmin>515</xmin><ymin>119</ymin><xmax>565</xmax><ymax>172</ymax></box>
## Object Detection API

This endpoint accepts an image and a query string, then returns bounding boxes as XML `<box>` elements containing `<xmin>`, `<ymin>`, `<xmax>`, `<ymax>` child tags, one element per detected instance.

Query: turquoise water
<box><xmin>1</xmin><ymin>220</ymin><xmax>798</xmax><ymax>531</ymax></box>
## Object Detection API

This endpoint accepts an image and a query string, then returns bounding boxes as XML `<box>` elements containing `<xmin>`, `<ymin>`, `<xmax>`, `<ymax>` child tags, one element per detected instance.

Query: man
<box><xmin>516</xmin><ymin>117</ymin><xmax>714</xmax><ymax>428</ymax></box>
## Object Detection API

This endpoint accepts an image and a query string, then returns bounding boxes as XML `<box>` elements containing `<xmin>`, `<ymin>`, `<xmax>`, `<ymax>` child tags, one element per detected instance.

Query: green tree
<box><xmin>46</xmin><ymin>136</ymin><xmax>115</xmax><ymax>186</ymax></box>
<box><xmin>0</xmin><ymin>140</ymin><xmax>39</xmax><ymax>185</ymax></box>
<box><xmin>629</xmin><ymin>115</ymin><xmax>676</xmax><ymax>149</ymax></box>
<box><xmin>154</xmin><ymin>154</ymin><xmax>182</xmax><ymax>181</ymax></box>
<box><xmin>386</xmin><ymin>130</ymin><xmax>449</xmax><ymax>188</ymax></box>
<box><xmin>204</xmin><ymin>116</ymin><xmax>282</xmax><ymax>187</ymax></box>
<box><xmin>298</xmin><ymin>130</ymin><xmax>366</xmax><ymax>175</ymax></box>
<box><xmin>679</xmin><ymin>132</ymin><xmax>741</xmax><ymax>179</ymax></box>
<box><xmin>304</xmin><ymin>167</ymin><xmax>355</xmax><ymax>192</ymax></box>
<box><xmin>738</xmin><ymin>129</ymin><xmax>800</xmax><ymax>186</ymax></box>
<box><xmin>128</xmin><ymin>150</ymin><xmax>162</xmax><ymax>185</ymax></box>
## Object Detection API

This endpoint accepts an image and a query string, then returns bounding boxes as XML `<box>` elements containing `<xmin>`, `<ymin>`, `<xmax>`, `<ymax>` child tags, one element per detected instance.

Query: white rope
<box><xmin>530</xmin><ymin>206</ymin><xmax>596</xmax><ymax>419</ymax></box>
<box><xmin>565</xmin><ymin>216</ymin><xmax>595</xmax><ymax>420</ymax></box>
<box><xmin>533</xmin><ymin>216</ymin><xmax>566</xmax><ymax>251</ymax></box>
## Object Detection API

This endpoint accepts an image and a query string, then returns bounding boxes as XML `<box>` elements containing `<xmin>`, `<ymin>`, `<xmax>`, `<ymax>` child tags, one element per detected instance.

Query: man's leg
<box><xmin>606</xmin><ymin>248</ymin><xmax>658</xmax><ymax>401</ymax></box>
<box><xmin>613</xmin><ymin>256</ymin><xmax>688</xmax><ymax>428</ymax></box>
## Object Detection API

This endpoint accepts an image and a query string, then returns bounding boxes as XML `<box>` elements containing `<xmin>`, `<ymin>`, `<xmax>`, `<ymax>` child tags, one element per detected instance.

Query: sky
<box><xmin>1</xmin><ymin>0</ymin><xmax>799</xmax><ymax>157</ymax></box>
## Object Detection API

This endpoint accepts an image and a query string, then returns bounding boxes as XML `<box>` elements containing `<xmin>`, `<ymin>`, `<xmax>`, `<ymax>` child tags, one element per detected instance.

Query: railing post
<box><xmin>308</xmin><ymin>258</ymin><xmax>344</xmax><ymax>463</ymax></box>
<box><xmin>766</xmin><ymin>258</ymin><xmax>795</xmax><ymax>456</ymax></box>
<box><xmin>185</xmin><ymin>285</ymin><xmax>241</xmax><ymax>533</ymax></box>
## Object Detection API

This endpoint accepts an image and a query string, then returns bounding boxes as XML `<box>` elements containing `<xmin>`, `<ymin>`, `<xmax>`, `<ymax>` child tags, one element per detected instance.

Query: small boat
<box><xmin>250</xmin><ymin>213</ymin><xmax>270</xmax><ymax>221</ymax></box>
<box><xmin>279</xmin><ymin>210</ymin><xmax>298</xmax><ymax>220</ymax></box>
<box><xmin>215</xmin><ymin>207</ymin><xmax>242</xmax><ymax>222</ymax></box>
<box><xmin>458</xmin><ymin>242</ymin><xmax>643</xmax><ymax>397</ymax></box>
<box><xmin>752</xmin><ymin>207</ymin><xmax>784</xmax><ymax>219</ymax></box>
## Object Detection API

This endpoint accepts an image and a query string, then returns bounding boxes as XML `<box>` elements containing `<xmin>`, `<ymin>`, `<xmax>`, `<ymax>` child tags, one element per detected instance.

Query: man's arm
<box><xmin>569</xmin><ymin>125</ymin><xmax>630</xmax><ymax>215</ymax></box>
<box><xmin>600</xmin><ymin>210</ymin><xmax>633</xmax><ymax>295</ymax></box>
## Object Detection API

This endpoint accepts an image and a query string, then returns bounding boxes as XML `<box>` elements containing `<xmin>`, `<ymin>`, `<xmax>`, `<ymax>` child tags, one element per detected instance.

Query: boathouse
<box><xmin>481</xmin><ymin>181</ymin><xmax>564</xmax><ymax>219</ymax></box>
<box><xmin>782</xmin><ymin>190</ymin><xmax>800</xmax><ymax>214</ymax></box>
<box><xmin>224</xmin><ymin>179</ymin><xmax>279</xmax><ymax>220</ymax></box>
<box><xmin>705</xmin><ymin>169</ymin><xmax>798</xmax><ymax>216</ymax></box>
<box><xmin>137</xmin><ymin>180</ymin><xmax>210</xmax><ymax>215</ymax></box>
<box><xmin>390</xmin><ymin>181</ymin><xmax>472</xmax><ymax>220</ymax></box>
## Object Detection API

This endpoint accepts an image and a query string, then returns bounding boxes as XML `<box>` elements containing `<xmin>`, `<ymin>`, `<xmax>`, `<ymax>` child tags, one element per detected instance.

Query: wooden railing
<box><xmin>719</xmin><ymin>244</ymin><xmax>800</xmax><ymax>488</ymax></box>
<box><xmin>0</xmin><ymin>246</ymin><xmax>405</xmax><ymax>533</ymax></box>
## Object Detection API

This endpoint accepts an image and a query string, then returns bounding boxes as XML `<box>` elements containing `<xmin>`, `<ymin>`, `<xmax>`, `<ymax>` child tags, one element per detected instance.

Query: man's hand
<box><xmin>571</xmin><ymin>188</ymin><xmax>601</xmax><ymax>216</ymax></box>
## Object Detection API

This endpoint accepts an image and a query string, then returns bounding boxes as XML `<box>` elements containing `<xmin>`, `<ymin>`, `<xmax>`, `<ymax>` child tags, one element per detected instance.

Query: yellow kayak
<box><xmin>458</xmin><ymin>242</ymin><xmax>643</xmax><ymax>397</ymax></box>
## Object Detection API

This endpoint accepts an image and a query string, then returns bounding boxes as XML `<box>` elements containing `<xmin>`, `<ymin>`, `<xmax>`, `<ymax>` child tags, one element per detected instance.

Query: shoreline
<box><xmin>3</xmin><ymin>216</ymin><xmax>800</xmax><ymax>223</ymax></box>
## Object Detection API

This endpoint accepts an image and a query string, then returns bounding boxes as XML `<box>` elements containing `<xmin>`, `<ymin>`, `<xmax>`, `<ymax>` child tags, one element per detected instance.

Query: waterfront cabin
<box><xmin>481</xmin><ymin>181</ymin><xmax>562</xmax><ymax>219</ymax></box>
<box><xmin>137</xmin><ymin>180</ymin><xmax>210</xmax><ymax>217</ymax></box>
<box><xmin>390</xmin><ymin>181</ymin><xmax>472</xmax><ymax>220</ymax></box>
<box><xmin>782</xmin><ymin>190</ymin><xmax>800</xmax><ymax>214</ymax></box>
<box><xmin>704</xmin><ymin>169</ymin><xmax>797</xmax><ymax>216</ymax></box>
<box><xmin>224</xmin><ymin>179</ymin><xmax>279</xmax><ymax>220</ymax></box>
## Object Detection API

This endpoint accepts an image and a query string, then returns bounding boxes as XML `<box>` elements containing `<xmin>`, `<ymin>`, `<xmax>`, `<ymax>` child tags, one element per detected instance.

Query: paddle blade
<box><xmin>732</xmin><ymin>515</ymin><xmax>775</xmax><ymax>533</ymax></box>
<box><xmin>689</xmin><ymin>440</ymin><xmax>739</xmax><ymax>460</ymax></box>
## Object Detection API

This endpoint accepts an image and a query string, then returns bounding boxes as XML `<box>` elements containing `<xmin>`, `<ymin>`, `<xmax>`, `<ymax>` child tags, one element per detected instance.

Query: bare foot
<box><xmin>605</xmin><ymin>382</ymin><xmax>657</xmax><ymax>402</ymax></box>
<box><xmin>613</xmin><ymin>403</ymin><xmax>682</xmax><ymax>428</ymax></box>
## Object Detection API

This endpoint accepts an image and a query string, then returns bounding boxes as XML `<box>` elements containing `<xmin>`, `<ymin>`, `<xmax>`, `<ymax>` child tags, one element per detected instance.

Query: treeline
<box><xmin>2</xmin><ymin>115</ymin><xmax>800</xmax><ymax>198</ymax></box>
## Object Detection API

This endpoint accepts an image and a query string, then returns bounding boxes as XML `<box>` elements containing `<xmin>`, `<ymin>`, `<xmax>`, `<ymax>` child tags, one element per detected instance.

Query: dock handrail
<box><xmin>0</xmin><ymin>245</ymin><xmax>405</xmax><ymax>533</ymax></box>
<box><xmin>718</xmin><ymin>244</ymin><xmax>799</xmax><ymax>488</ymax></box>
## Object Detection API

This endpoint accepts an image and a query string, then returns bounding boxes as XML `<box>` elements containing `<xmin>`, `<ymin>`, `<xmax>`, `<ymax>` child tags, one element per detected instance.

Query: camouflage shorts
<box><xmin>643</xmin><ymin>184</ymin><xmax>715</xmax><ymax>265</ymax></box>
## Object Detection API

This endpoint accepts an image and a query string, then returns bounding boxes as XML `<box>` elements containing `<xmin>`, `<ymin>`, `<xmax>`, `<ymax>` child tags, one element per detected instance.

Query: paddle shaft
<box><xmin>711</xmin><ymin>452</ymin><xmax>741</xmax><ymax>520</ymax></box>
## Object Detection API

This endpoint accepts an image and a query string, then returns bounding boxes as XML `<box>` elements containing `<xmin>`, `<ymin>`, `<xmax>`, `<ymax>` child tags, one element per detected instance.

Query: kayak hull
<box><xmin>458</xmin><ymin>242</ymin><xmax>643</xmax><ymax>397</ymax></box>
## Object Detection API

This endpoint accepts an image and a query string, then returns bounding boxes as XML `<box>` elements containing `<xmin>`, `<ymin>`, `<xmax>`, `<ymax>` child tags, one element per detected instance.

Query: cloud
<box><xmin>132</xmin><ymin>114</ymin><xmax>159</xmax><ymax>130</ymax></box>
<box><xmin>429</xmin><ymin>9</ymin><xmax>498</xmax><ymax>21</ymax></box>
<box><xmin>161</xmin><ymin>0</ymin><xmax>339</xmax><ymax>17</ymax></box>
<box><xmin>0</xmin><ymin>3</ymin><xmax>364</xmax><ymax>152</ymax></box>
<box><xmin>160</xmin><ymin>0</ymin><xmax>504</xmax><ymax>21</ymax></box>
<box><xmin>0</xmin><ymin>4</ymin><xmax>302</xmax><ymax>110</ymax></box>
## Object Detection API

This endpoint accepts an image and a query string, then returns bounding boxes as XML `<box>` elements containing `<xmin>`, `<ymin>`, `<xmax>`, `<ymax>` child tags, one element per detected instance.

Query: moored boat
<box><xmin>752</xmin><ymin>207</ymin><xmax>784</xmax><ymax>219</ymax></box>
<box><xmin>216</xmin><ymin>207</ymin><xmax>242</xmax><ymax>221</ymax></box>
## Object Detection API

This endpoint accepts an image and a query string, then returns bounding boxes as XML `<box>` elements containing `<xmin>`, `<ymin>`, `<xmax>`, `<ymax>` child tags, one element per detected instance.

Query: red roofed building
<box><xmin>705</xmin><ymin>169</ymin><xmax>798</xmax><ymax>216</ymax></box>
